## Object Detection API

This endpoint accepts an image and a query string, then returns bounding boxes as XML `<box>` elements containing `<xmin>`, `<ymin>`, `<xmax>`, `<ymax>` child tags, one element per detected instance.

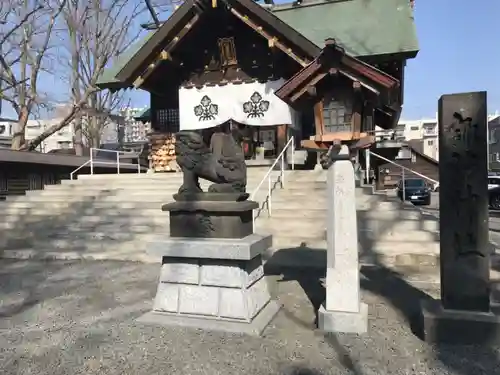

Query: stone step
<box><xmin>1</xmin><ymin>201</ymin><xmax>169</xmax><ymax>209</ymax></box>
<box><xmin>360</xmin><ymin>229</ymin><xmax>438</xmax><ymax>242</ymax></box>
<box><xmin>0</xmin><ymin>232</ymin><xmax>160</xmax><ymax>249</ymax></box>
<box><xmin>0</xmin><ymin>234</ymin><xmax>438</xmax><ymax>268</ymax></box>
<box><xmin>360</xmin><ymin>217</ymin><xmax>439</xmax><ymax>233</ymax></box>
<box><xmin>13</xmin><ymin>190</ymin><xmax>269</xmax><ymax>202</ymax></box>
<box><xmin>0</xmin><ymin>243</ymin><xmax>158</xmax><ymax>263</ymax></box>
<box><xmin>265</xmin><ymin>199</ymin><xmax>403</xmax><ymax>211</ymax></box>
<box><xmin>256</xmin><ymin>215</ymin><xmax>439</xmax><ymax>235</ymax></box>
<box><xmin>268</xmin><ymin>235</ymin><xmax>441</xmax><ymax>257</ymax></box>
<box><xmin>74</xmin><ymin>172</ymin><xmax>274</xmax><ymax>181</ymax></box>
<box><xmin>1</xmin><ymin>224</ymin><xmax>167</xmax><ymax>239</ymax></box>
<box><xmin>57</xmin><ymin>181</ymin><xmax>268</xmax><ymax>189</ymax></box>
<box><xmin>7</xmin><ymin>195</ymin><xmax>179</xmax><ymax>203</ymax></box>
<box><xmin>37</xmin><ymin>187</ymin><xmax>265</xmax><ymax>197</ymax></box>
<box><xmin>0</xmin><ymin>220</ymin><xmax>437</xmax><ymax>244</ymax></box>
<box><xmin>0</xmin><ymin>215</ymin><xmax>168</xmax><ymax>228</ymax></box>
<box><xmin>270</xmin><ymin>190</ymin><xmax>327</xmax><ymax>198</ymax></box>
<box><xmin>1</xmin><ymin>206</ymin><xmax>168</xmax><ymax>216</ymax></box>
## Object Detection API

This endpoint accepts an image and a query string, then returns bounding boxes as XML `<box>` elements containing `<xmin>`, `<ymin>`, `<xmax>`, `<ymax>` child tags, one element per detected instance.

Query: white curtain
<box><xmin>178</xmin><ymin>79</ymin><xmax>295</xmax><ymax>130</ymax></box>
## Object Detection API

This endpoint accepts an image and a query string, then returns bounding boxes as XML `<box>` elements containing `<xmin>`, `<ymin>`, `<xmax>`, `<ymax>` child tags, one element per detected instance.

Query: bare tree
<box><xmin>81</xmin><ymin>93</ymin><xmax>130</xmax><ymax>148</ymax></box>
<box><xmin>0</xmin><ymin>0</ymin><xmax>67</xmax><ymax>149</ymax></box>
<box><xmin>22</xmin><ymin>0</ymin><xmax>145</xmax><ymax>152</ymax></box>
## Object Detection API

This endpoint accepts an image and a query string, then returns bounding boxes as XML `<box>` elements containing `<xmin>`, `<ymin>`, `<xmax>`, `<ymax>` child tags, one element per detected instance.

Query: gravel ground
<box><xmin>0</xmin><ymin>260</ymin><xmax>499</xmax><ymax>375</ymax></box>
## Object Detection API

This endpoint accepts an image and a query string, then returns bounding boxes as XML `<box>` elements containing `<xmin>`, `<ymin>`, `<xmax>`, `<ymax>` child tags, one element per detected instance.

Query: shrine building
<box><xmin>97</xmin><ymin>0</ymin><xmax>418</xmax><ymax>171</ymax></box>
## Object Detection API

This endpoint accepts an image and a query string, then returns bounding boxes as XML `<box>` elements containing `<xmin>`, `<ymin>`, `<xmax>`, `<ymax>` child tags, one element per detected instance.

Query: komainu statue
<box><xmin>175</xmin><ymin>124</ymin><xmax>247</xmax><ymax>199</ymax></box>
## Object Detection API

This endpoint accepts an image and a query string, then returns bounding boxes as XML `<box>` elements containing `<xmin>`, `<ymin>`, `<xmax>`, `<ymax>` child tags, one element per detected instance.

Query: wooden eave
<box><xmin>275</xmin><ymin>39</ymin><xmax>400</xmax><ymax>108</ymax></box>
<box><xmin>115</xmin><ymin>0</ymin><xmax>321</xmax><ymax>86</ymax></box>
<box><xmin>375</xmin><ymin>105</ymin><xmax>402</xmax><ymax>130</ymax></box>
<box><xmin>301</xmin><ymin>134</ymin><xmax>376</xmax><ymax>151</ymax></box>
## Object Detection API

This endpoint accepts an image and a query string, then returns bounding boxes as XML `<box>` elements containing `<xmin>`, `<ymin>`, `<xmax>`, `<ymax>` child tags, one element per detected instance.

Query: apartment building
<box><xmin>377</xmin><ymin>112</ymin><xmax>500</xmax><ymax>164</ymax></box>
<box><xmin>376</xmin><ymin>115</ymin><xmax>439</xmax><ymax>161</ymax></box>
<box><xmin>119</xmin><ymin>107</ymin><xmax>151</xmax><ymax>143</ymax></box>
<box><xmin>25</xmin><ymin>119</ymin><xmax>74</xmax><ymax>152</ymax></box>
<box><xmin>488</xmin><ymin>113</ymin><xmax>500</xmax><ymax>171</ymax></box>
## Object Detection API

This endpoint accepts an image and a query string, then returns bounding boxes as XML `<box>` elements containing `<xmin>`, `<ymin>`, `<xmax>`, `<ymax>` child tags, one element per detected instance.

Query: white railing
<box><xmin>367</xmin><ymin>150</ymin><xmax>439</xmax><ymax>198</ymax></box>
<box><xmin>70</xmin><ymin>147</ymin><xmax>142</xmax><ymax>180</ymax></box>
<box><xmin>250</xmin><ymin>136</ymin><xmax>295</xmax><ymax>225</ymax></box>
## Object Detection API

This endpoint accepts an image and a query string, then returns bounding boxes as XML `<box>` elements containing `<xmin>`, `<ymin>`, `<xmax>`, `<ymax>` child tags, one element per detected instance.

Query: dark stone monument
<box><xmin>420</xmin><ymin>91</ymin><xmax>500</xmax><ymax>344</ymax></box>
<box><xmin>138</xmin><ymin>124</ymin><xmax>280</xmax><ymax>336</ymax></box>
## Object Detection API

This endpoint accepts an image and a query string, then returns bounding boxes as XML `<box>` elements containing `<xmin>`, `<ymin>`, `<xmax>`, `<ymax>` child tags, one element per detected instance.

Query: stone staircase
<box><xmin>255</xmin><ymin>170</ymin><xmax>441</xmax><ymax>269</ymax></box>
<box><xmin>0</xmin><ymin>168</ymin><xmax>445</xmax><ymax>271</ymax></box>
<box><xmin>0</xmin><ymin>168</ymin><xmax>276</xmax><ymax>261</ymax></box>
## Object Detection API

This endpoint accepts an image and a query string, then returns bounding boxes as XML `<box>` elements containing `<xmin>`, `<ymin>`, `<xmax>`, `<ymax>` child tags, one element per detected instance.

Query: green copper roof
<box><xmin>273</xmin><ymin>0</ymin><xmax>418</xmax><ymax>57</ymax></box>
<box><xmin>97</xmin><ymin>0</ymin><xmax>418</xmax><ymax>88</ymax></box>
<box><xmin>96</xmin><ymin>31</ymin><xmax>156</xmax><ymax>88</ymax></box>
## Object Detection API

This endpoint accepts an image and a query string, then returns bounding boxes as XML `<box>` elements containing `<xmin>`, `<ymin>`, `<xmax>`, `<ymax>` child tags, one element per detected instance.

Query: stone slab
<box><xmin>147</xmin><ymin>234</ymin><xmax>272</xmax><ymax>260</ymax></box>
<box><xmin>420</xmin><ymin>299</ymin><xmax>500</xmax><ymax>345</ymax></box>
<box><xmin>138</xmin><ymin>300</ymin><xmax>281</xmax><ymax>336</ymax></box>
<box><xmin>317</xmin><ymin>303</ymin><xmax>368</xmax><ymax>334</ymax></box>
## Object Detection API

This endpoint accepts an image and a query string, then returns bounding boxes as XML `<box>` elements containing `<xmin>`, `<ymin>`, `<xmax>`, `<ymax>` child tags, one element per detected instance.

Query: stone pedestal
<box><xmin>420</xmin><ymin>92</ymin><xmax>500</xmax><ymax>344</ymax></box>
<box><xmin>318</xmin><ymin>145</ymin><xmax>368</xmax><ymax>334</ymax></box>
<box><xmin>163</xmin><ymin>198</ymin><xmax>255</xmax><ymax>239</ymax></box>
<box><xmin>139</xmin><ymin>199</ymin><xmax>280</xmax><ymax>336</ymax></box>
<box><xmin>420</xmin><ymin>300</ymin><xmax>500</xmax><ymax>345</ymax></box>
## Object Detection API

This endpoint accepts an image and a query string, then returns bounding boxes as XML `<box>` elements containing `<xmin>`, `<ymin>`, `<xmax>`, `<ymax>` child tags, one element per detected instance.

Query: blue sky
<box><xmin>401</xmin><ymin>0</ymin><xmax>500</xmax><ymax>119</ymax></box>
<box><xmin>2</xmin><ymin>0</ymin><xmax>499</xmax><ymax>121</ymax></box>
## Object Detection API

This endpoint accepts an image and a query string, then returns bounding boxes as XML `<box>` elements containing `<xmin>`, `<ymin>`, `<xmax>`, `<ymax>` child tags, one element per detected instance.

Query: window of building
<box><xmin>490</xmin><ymin>129</ymin><xmax>498</xmax><ymax>144</ymax></box>
<box><xmin>411</xmin><ymin>153</ymin><xmax>417</xmax><ymax>163</ymax></box>
<box><xmin>57</xmin><ymin>141</ymin><xmax>71</xmax><ymax>149</ymax></box>
<box><xmin>410</xmin><ymin>126</ymin><xmax>419</xmax><ymax>131</ymax></box>
<box><xmin>395</xmin><ymin>148</ymin><xmax>412</xmax><ymax>160</ymax></box>
<box><xmin>156</xmin><ymin>109</ymin><xmax>180</xmax><ymax>133</ymax></box>
<box><xmin>322</xmin><ymin>97</ymin><xmax>352</xmax><ymax>133</ymax></box>
<box><xmin>428</xmin><ymin>140</ymin><xmax>434</xmax><ymax>146</ymax></box>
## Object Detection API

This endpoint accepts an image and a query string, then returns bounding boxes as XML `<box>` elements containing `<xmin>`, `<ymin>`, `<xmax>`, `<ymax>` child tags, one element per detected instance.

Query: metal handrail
<box><xmin>367</xmin><ymin>150</ymin><xmax>438</xmax><ymax>185</ymax></box>
<box><xmin>70</xmin><ymin>147</ymin><xmax>142</xmax><ymax>180</ymax></box>
<box><xmin>70</xmin><ymin>160</ymin><xmax>91</xmax><ymax>180</ymax></box>
<box><xmin>250</xmin><ymin>136</ymin><xmax>295</xmax><ymax>224</ymax></box>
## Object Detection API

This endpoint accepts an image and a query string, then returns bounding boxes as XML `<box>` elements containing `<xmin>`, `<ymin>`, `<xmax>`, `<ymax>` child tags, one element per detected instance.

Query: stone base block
<box><xmin>318</xmin><ymin>303</ymin><xmax>368</xmax><ymax>334</ymax></box>
<box><xmin>141</xmin><ymin>237</ymin><xmax>280</xmax><ymax>336</ymax></box>
<box><xmin>420</xmin><ymin>299</ymin><xmax>500</xmax><ymax>345</ymax></box>
<box><xmin>138</xmin><ymin>300</ymin><xmax>281</xmax><ymax>336</ymax></box>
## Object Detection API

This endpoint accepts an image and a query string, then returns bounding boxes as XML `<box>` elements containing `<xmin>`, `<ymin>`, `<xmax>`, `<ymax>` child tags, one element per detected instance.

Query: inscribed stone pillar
<box><xmin>439</xmin><ymin>92</ymin><xmax>490</xmax><ymax>311</ymax></box>
<box><xmin>318</xmin><ymin>145</ymin><xmax>368</xmax><ymax>334</ymax></box>
<box><xmin>420</xmin><ymin>91</ymin><xmax>500</xmax><ymax>345</ymax></box>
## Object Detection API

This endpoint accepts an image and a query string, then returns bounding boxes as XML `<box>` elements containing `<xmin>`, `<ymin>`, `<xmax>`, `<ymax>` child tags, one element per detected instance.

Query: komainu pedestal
<box><xmin>139</xmin><ymin>199</ymin><xmax>280</xmax><ymax>336</ymax></box>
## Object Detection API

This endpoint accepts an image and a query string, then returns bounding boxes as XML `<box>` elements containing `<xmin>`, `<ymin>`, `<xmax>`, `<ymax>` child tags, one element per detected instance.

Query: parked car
<box><xmin>488</xmin><ymin>175</ymin><xmax>500</xmax><ymax>190</ymax></box>
<box><xmin>489</xmin><ymin>185</ymin><xmax>500</xmax><ymax>210</ymax></box>
<box><xmin>396</xmin><ymin>178</ymin><xmax>432</xmax><ymax>205</ymax></box>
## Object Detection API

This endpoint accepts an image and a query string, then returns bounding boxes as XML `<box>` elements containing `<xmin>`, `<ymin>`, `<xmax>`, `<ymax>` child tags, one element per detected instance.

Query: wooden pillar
<box><xmin>363</xmin><ymin>100</ymin><xmax>374</xmax><ymax>134</ymax></box>
<box><xmin>276</xmin><ymin>124</ymin><xmax>288</xmax><ymax>156</ymax></box>
<box><xmin>351</xmin><ymin>82</ymin><xmax>363</xmax><ymax>139</ymax></box>
<box><xmin>314</xmin><ymin>102</ymin><xmax>324</xmax><ymax>141</ymax></box>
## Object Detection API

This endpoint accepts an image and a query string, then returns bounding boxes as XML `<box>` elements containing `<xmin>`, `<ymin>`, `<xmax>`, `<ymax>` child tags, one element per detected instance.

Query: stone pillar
<box><xmin>318</xmin><ymin>145</ymin><xmax>368</xmax><ymax>333</ymax></box>
<box><xmin>420</xmin><ymin>91</ymin><xmax>500</xmax><ymax>345</ymax></box>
